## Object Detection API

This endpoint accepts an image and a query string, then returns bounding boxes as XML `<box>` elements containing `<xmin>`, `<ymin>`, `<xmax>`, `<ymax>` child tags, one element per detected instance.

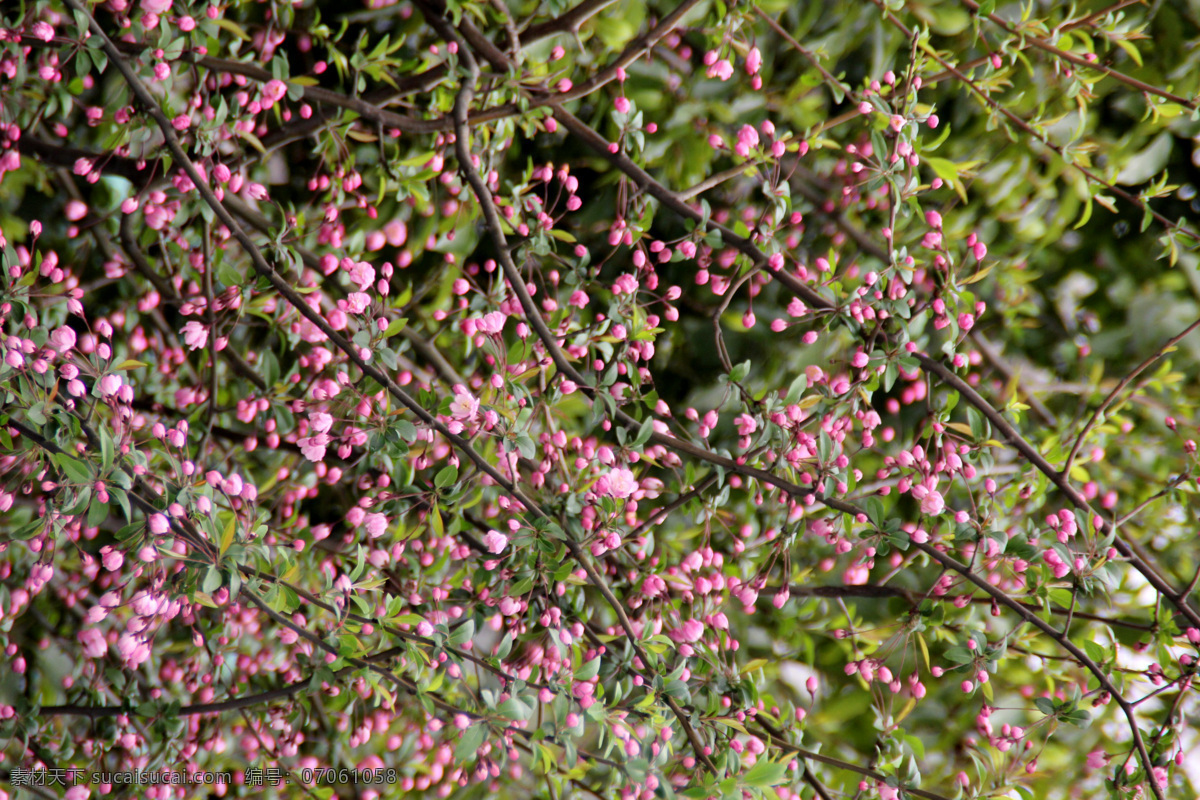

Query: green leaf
<box><xmin>632</xmin><ymin>416</ymin><xmax>655</xmax><ymax>448</ymax></box>
<box><xmin>53</xmin><ymin>453</ymin><xmax>93</xmax><ymax>483</ymax></box>
<box><xmin>742</xmin><ymin>757</ymin><xmax>789</xmax><ymax>788</ymax></box>
<box><xmin>99</xmin><ymin>428</ymin><xmax>115</xmax><ymax>472</ymax></box>
<box><xmin>202</xmin><ymin>567</ymin><xmax>224</xmax><ymax>593</ymax></box>
<box><xmin>434</xmin><ymin>465</ymin><xmax>458</xmax><ymax>489</ymax></box>
<box><xmin>455</xmin><ymin>724</ymin><xmax>486</xmax><ymax>763</ymax></box>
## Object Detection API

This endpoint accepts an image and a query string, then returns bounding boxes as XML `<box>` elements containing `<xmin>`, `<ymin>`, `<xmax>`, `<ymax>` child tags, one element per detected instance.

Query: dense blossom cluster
<box><xmin>1</xmin><ymin>0</ymin><xmax>1199</xmax><ymax>799</ymax></box>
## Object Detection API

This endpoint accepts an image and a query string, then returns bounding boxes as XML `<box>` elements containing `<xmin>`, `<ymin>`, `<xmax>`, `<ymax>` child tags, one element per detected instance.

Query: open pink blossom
<box><xmin>919</xmin><ymin>491</ymin><xmax>945</xmax><ymax>515</ymax></box>
<box><xmin>603</xmin><ymin>467</ymin><xmax>638</xmax><ymax>498</ymax></box>
<box><xmin>181</xmin><ymin>321</ymin><xmax>208</xmax><ymax>350</ymax></box>
<box><xmin>97</xmin><ymin>374</ymin><xmax>123</xmax><ymax>397</ymax></box>
<box><xmin>78</xmin><ymin>628</ymin><xmax>107</xmax><ymax>659</ymax></box>
<box><xmin>263</xmin><ymin>79</ymin><xmax>287</xmax><ymax>103</ymax></box>
<box><xmin>300</xmin><ymin>435</ymin><xmax>328</xmax><ymax>462</ymax></box>
<box><xmin>50</xmin><ymin>326</ymin><xmax>77</xmax><ymax>351</ymax></box>
<box><xmin>349</xmin><ymin>261</ymin><xmax>376</xmax><ymax>291</ymax></box>
<box><xmin>670</xmin><ymin>618</ymin><xmax>704</xmax><ymax>643</ymax></box>
<box><xmin>363</xmin><ymin>512</ymin><xmax>389</xmax><ymax>539</ymax></box>
<box><xmin>477</xmin><ymin>311</ymin><xmax>505</xmax><ymax>334</ymax></box>
<box><xmin>484</xmin><ymin>529</ymin><xmax>509</xmax><ymax>554</ymax></box>
<box><xmin>449</xmin><ymin>392</ymin><xmax>479</xmax><ymax>421</ymax></box>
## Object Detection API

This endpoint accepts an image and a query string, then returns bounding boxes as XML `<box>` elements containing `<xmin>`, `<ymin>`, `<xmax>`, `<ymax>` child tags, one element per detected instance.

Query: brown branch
<box><xmin>522</xmin><ymin>0</ymin><xmax>621</xmax><ymax>40</ymax></box>
<box><xmin>1062</xmin><ymin>315</ymin><xmax>1200</xmax><ymax>475</ymax></box>
<box><xmin>447</xmin><ymin>33</ymin><xmax>719</xmax><ymax>776</ymax></box>
<box><xmin>874</xmin><ymin>2</ymin><xmax>1198</xmax><ymax>244</ymax></box>
<box><xmin>769</xmin><ymin>582</ymin><xmax>1155</xmax><ymax>632</ymax></box>
<box><xmin>961</xmin><ymin>0</ymin><xmax>1198</xmax><ymax>111</ymax></box>
<box><xmin>752</xmin><ymin>718</ymin><xmax>953</xmax><ymax>800</ymax></box>
<box><xmin>914</xmin><ymin>353</ymin><xmax>1200</xmax><ymax>630</ymax></box>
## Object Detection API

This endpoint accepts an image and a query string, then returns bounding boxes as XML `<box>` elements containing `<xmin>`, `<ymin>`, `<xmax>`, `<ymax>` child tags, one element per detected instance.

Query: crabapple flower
<box><xmin>706</xmin><ymin>58</ymin><xmax>734</xmax><ymax>81</ymax></box>
<box><xmin>263</xmin><ymin>79</ymin><xmax>287</xmax><ymax>103</ymax></box>
<box><xmin>670</xmin><ymin>618</ymin><xmax>705</xmax><ymax>643</ymax></box>
<box><xmin>100</xmin><ymin>547</ymin><xmax>123</xmax><ymax>571</ymax></box>
<box><xmin>484</xmin><ymin>529</ymin><xmax>509</xmax><ymax>554</ymax></box>
<box><xmin>309</xmin><ymin>412</ymin><xmax>334</xmax><ymax>433</ymax></box>
<box><xmin>746</xmin><ymin>46</ymin><xmax>762</xmax><ymax>75</ymax></box>
<box><xmin>919</xmin><ymin>491</ymin><xmax>945</xmax><ymax>515</ymax></box>
<box><xmin>603</xmin><ymin>467</ymin><xmax>639</xmax><ymax>498</ymax></box>
<box><xmin>49</xmin><ymin>326</ymin><xmax>76</xmax><ymax>352</ymax></box>
<box><xmin>477</xmin><ymin>311</ymin><xmax>505</xmax><ymax>335</ymax></box>
<box><xmin>181</xmin><ymin>321</ymin><xmax>208</xmax><ymax>350</ymax></box>
<box><xmin>142</xmin><ymin>0</ymin><xmax>172</xmax><ymax>12</ymax></box>
<box><xmin>97</xmin><ymin>374</ymin><xmax>123</xmax><ymax>397</ymax></box>
<box><xmin>449</xmin><ymin>392</ymin><xmax>480</xmax><ymax>421</ymax></box>
<box><xmin>300</xmin><ymin>435</ymin><xmax>328</xmax><ymax>462</ymax></box>
<box><xmin>384</xmin><ymin>219</ymin><xmax>407</xmax><ymax>246</ymax></box>
<box><xmin>79</xmin><ymin>628</ymin><xmax>108</xmax><ymax>658</ymax></box>
<box><xmin>116</xmin><ymin>633</ymin><xmax>151</xmax><ymax>669</ymax></box>
<box><xmin>363</xmin><ymin>512</ymin><xmax>389</xmax><ymax>539</ymax></box>
<box><xmin>349</xmin><ymin>261</ymin><xmax>375</xmax><ymax>291</ymax></box>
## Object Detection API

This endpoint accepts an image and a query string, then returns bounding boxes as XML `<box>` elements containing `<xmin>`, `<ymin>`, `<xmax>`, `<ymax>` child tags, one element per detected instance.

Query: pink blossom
<box><xmin>477</xmin><ymin>311</ymin><xmax>505</xmax><ymax>335</ymax></box>
<box><xmin>181</xmin><ymin>320</ymin><xmax>208</xmax><ymax>350</ymax></box>
<box><xmin>116</xmin><ymin>633</ymin><xmax>151</xmax><ymax>669</ymax></box>
<box><xmin>100</xmin><ymin>547</ymin><xmax>123</xmax><ymax>571</ymax></box>
<box><xmin>300</xmin><ymin>435</ymin><xmax>327</xmax><ymax>462</ymax></box>
<box><xmin>670</xmin><ymin>618</ymin><xmax>704</xmax><ymax>643</ymax></box>
<box><xmin>79</xmin><ymin>628</ymin><xmax>107</xmax><ymax>659</ymax></box>
<box><xmin>449</xmin><ymin>392</ymin><xmax>479</xmax><ymax>421</ymax></box>
<box><xmin>263</xmin><ymin>79</ymin><xmax>287</xmax><ymax>103</ymax></box>
<box><xmin>746</xmin><ymin>47</ymin><xmax>762</xmax><ymax>75</ymax></box>
<box><xmin>363</xmin><ymin>512</ymin><xmax>388</xmax><ymax>539</ymax></box>
<box><xmin>612</xmin><ymin>273</ymin><xmax>639</xmax><ymax>295</ymax></box>
<box><xmin>29</xmin><ymin>21</ymin><xmax>55</xmax><ymax>41</ymax></box>
<box><xmin>603</xmin><ymin>467</ymin><xmax>638</xmax><ymax>498</ymax></box>
<box><xmin>142</xmin><ymin>0</ymin><xmax>172</xmax><ymax>13</ymax></box>
<box><xmin>919</xmin><ymin>491</ymin><xmax>945</xmax><ymax>515</ymax></box>
<box><xmin>309</xmin><ymin>412</ymin><xmax>334</xmax><ymax>433</ymax></box>
<box><xmin>383</xmin><ymin>219</ymin><xmax>407</xmax><ymax>246</ymax></box>
<box><xmin>346</xmin><ymin>292</ymin><xmax>371</xmax><ymax>314</ymax></box>
<box><xmin>706</xmin><ymin>58</ymin><xmax>734</xmax><ymax>81</ymax></box>
<box><xmin>499</xmin><ymin>596</ymin><xmax>521</xmax><ymax>616</ymax></box>
<box><xmin>484</xmin><ymin>529</ymin><xmax>509</xmax><ymax>554</ymax></box>
<box><xmin>843</xmin><ymin>563</ymin><xmax>870</xmax><ymax>585</ymax></box>
<box><xmin>349</xmin><ymin>261</ymin><xmax>375</xmax><ymax>291</ymax></box>
<box><xmin>97</xmin><ymin>374</ymin><xmax>123</xmax><ymax>397</ymax></box>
